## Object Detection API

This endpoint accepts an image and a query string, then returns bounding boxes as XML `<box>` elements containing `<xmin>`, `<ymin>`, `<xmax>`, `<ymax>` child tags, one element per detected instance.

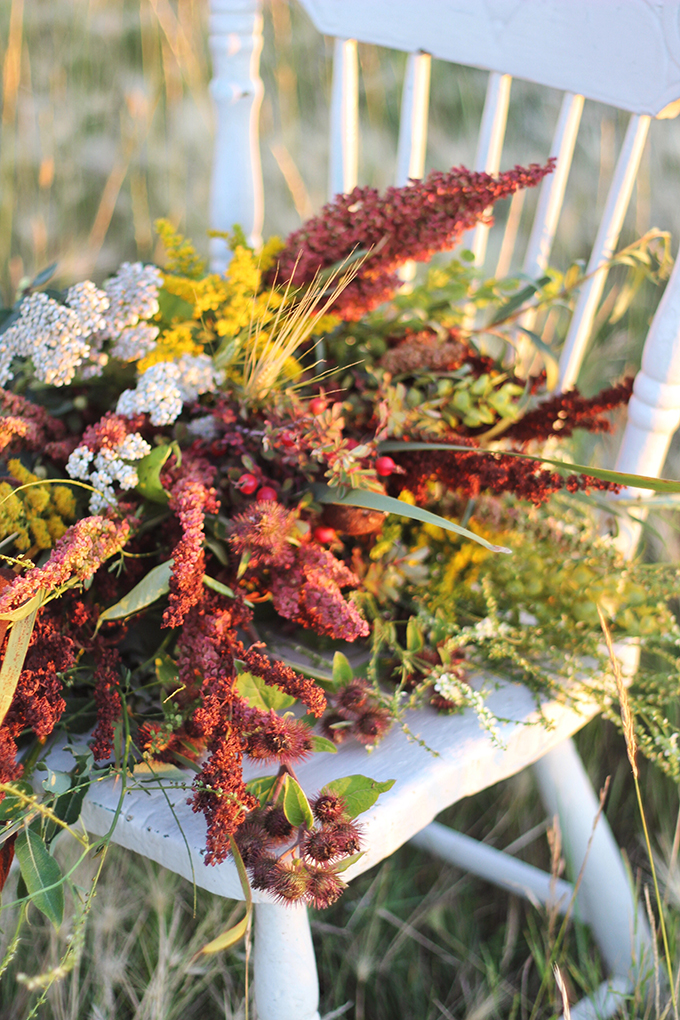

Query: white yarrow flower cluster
<box><xmin>0</xmin><ymin>283</ymin><xmax>109</xmax><ymax>387</ymax></box>
<box><xmin>66</xmin><ymin>431</ymin><xmax>152</xmax><ymax>513</ymax></box>
<box><xmin>116</xmin><ymin>354</ymin><xmax>221</xmax><ymax>426</ymax></box>
<box><xmin>101</xmin><ymin>262</ymin><xmax>164</xmax><ymax>366</ymax></box>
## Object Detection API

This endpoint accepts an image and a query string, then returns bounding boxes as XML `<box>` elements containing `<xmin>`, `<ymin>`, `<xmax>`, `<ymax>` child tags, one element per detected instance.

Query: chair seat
<box><xmin>49</xmin><ymin>674</ymin><xmax>603</xmax><ymax>903</ymax></box>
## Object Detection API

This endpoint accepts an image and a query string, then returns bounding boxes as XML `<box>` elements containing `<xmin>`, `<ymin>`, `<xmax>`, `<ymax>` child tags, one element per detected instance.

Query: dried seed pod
<box><xmin>312</xmin><ymin>792</ymin><xmax>347</xmax><ymax>825</ymax></box>
<box><xmin>321</xmin><ymin>504</ymin><xmax>386</xmax><ymax>536</ymax></box>
<box><xmin>304</xmin><ymin>865</ymin><xmax>346</xmax><ymax>909</ymax></box>
<box><xmin>262</xmin><ymin>804</ymin><xmax>294</xmax><ymax>843</ymax></box>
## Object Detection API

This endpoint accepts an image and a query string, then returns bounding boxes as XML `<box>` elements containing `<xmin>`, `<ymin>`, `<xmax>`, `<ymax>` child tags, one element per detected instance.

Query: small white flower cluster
<box><xmin>66</xmin><ymin>432</ymin><xmax>151</xmax><ymax>513</ymax></box>
<box><xmin>0</xmin><ymin>262</ymin><xmax>164</xmax><ymax>388</ymax></box>
<box><xmin>433</xmin><ymin>673</ymin><xmax>504</xmax><ymax>748</ymax></box>
<box><xmin>0</xmin><ymin>283</ymin><xmax>109</xmax><ymax>387</ymax></box>
<box><xmin>116</xmin><ymin>354</ymin><xmax>220</xmax><ymax>426</ymax></box>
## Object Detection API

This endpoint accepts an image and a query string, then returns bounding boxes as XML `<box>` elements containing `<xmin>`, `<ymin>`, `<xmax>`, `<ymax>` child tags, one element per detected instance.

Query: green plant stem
<box><xmin>633</xmin><ymin>770</ymin><xmax>678</xmax><ymax>1020</ymax></box>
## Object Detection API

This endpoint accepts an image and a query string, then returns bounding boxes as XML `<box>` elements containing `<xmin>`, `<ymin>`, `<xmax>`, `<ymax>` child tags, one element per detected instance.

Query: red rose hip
<box><xmin>236</xmin><ymin>472</ymin><xmax>258</xmax><ymax>494</ymax></box>
<box><xmin>309</xmin><ymin>397</ymin><xmax>327</xmax><ymax>415</ymax></box>
<box><xmin>257</xmin><ymin>486</ymin><xmax>278</xmax><ymax>502</ymax></box>
<box><xmin>313</xmin><ymin>526</ymin><xmax>336</xmax><ymax>544</ymax></box>
<box><xmin>375</xmin><ymin>456</ymin><xmax>397</xmax><ymax>477</ymax></box>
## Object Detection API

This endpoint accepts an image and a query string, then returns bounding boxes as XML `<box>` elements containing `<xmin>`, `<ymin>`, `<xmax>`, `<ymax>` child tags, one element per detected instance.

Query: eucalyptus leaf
<box><xmin>95</xmin><ymin>560</ymin><xmax>173</xmax><ymax>632</ymax></box>
<box><xmin>41</xmin><ymin>768</ymin><xmax>71</xmax><ymax>798</ymax></box>
<box><xmin>310</xmin><ymin>734</ymin><xmax>338</xmax><ymax>753</ymax></box>
<box><xmin>15</xmin><ymin>828</ymin><xmax>64</xmax><ymax>928</ymax></box>
<box><xmin>135</xmin><ymin>444</ymin><xmax>173</xmax><ymax>504</ymax></box>
<box><xmin>487</xmin><ymin>275</ymin><xmax>551</xmax><ymax>326</ymax></box>
<box><xmin>313</xmin><ymin>485</ymin><xmax>511</xmax><ymax>553</ymax></box>
<box><xmin>377</xmin><ymin>442</ymin><xmax>680</xmax><ymax>493</ymax></box>
<box><xmin>283</xmin><ymin>775</ymin><xmax>315</xmax><ymax>829</ymax></box>
<box><xmin>235</xmin><ymin>671</ymin><xmax>296</xmax><ymax>712</ymax></box>
<box><xmin>245</xmin><ymin>775</ymin><xmax>278</xmax><ymax>804</ymax></box>
<box><xmin>332</xmin><ymin>651</ymin><xmax>353</xmax><ymax>688</ymax></box>
<box><xmin>323</xmin><ymin>775</ymin><xmax>395</xmax><ymax>818</ymax></box>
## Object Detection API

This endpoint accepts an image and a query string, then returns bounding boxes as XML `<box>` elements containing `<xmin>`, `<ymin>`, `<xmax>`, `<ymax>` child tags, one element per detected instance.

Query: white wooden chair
<box><xmin>71</xmin><ymin>3</ymin><xmax>680</xmax><ymax>1017</ymax></box>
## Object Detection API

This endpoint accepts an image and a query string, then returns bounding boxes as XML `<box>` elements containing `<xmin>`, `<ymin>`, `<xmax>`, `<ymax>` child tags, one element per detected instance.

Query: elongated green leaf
<box><xmin>95</xmin><ymin>560</ymin><xmax>173</xmax><ymax>632</ymax></box>
<box><xmin>406</xmin><ymin>618</ymin><xmax>424</xmax><ymax>653</ymax></box>
<box><xmin>488</xmin><ymin>275</ymin><xmax>551</xmax><ymax>326</ymax></box>
<box><xmin>333</xmin><ymin>851</ymin><xmax>366</xmax><ymax>873</ymax></box>
<box><xmin>323</xmin><ymin>775</ymin><xmax>395</xmax><ymax>818</ymax></box>
<box><xmin>203</xmin><ymin>575</ymin><xmax>235</xmax><ymax>599</ymax></box>
<box><xmin>310</xmin><ymin>734</ymin><xmax>338</xmax><ymax>754</ymax></box>
<box><xmin>378</xmin><ymin>441</ymin><xmax>680</xmax><ymax>493</ymax></box>
<box><xmin>245</xmin><ymin>775</ymin><xmax>278</xmax><ymax>804</ymax></box>
<box><xmin>235</xmin><ymin>671</ymin><xmax>296</xmax><ymax>712</ymax></box>
<box><xmin>283</xmin><ymin>775</ymin><xmax>314</xmax><ymax>829</ymax></box>
<box><xmin>198</xmin><ymin>910</ymin><xmax>250</xmax><ymax>955</ymax></box>
<box><xmin>332</xmin><ymin>651</ymin><xmax>353</xmax><ymax>688</ymax></box>
<box><xmin>15</xmin><ymin>828</ymin><xmax>64</xmax><ymax>928</ymax></box>
<box><xmin>136</xmin><ymin>444</ymin><xmax>172</xmax><ymax>503</ymax></box>
<box><xmin>313</xmin><ymin>485</ymin><xmax>511</xmax><ymax>553</ymax></box>
<box><xmin>0</xmin><ymin>590</ymin><xmax>44</xmax><ymax>623</ymax></box>
<box><xmin>0</xmin><ymin>595</ymin><xmax>43</xmax><ymax>727</ymax></box>
<box><xmin>516</xmin><ymin>326</ymin><xmax>559</xmax><ymax>391</ymax></box>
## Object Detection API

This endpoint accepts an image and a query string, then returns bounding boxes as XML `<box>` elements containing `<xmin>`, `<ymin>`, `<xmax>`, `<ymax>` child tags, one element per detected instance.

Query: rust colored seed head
<box><xmin>234</xmin><ymin>820</ymin><xmax>273</xmax><ymax>866</ymax></box>
<box><xmin>302</xmin><ymin>827</ymin><xmax>345</xmax><ymax>863</ymax></box>
<box><xmin>304</xmin><ymin>866</ymin><xmax>347</xmax><ymax>909</ymax></box>
<box><xmin>246</xmin><ymin>714</ymin><xmax>314</xmax><ymax>764</ymax></box>
<box><xmin>329</xmin><ymin>820</ymin><xmax>362</xmax><ymax>856</ymax></box>
<box><xmin>262</xmin><ymin>804</ymin><xmax>294</xmax><ymax>843</ymax></box>
<box><xmin>354</xmin><ymin>707</ymin><xmax>392</xmax><ymax>744</ymax></box>
<box><xmin>320</xmin><ymin>713</ymin><xmax>351</xmax><ymax>745</ymax></box>
<box><xmin>271</xmin><ymin>860</ymin><xmax>310</xmax><ymax>903</ymax></box>
<box><xmin>249</xmin><ymin>854</ymin><xmax>280</xmax><ymax>892</ymax></box>
<box><xmin>334</xmin><ymin>680</ymin><xmax>371</xmax><ymax>716</ymax></box>
<box><xmin>312</xmin><ymin>791</ymin><xmax>347</xmax><ymax>825</ymax></box>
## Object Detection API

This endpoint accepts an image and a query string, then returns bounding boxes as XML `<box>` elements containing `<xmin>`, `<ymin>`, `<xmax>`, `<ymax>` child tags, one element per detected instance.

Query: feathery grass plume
<box><xmin>598</xmin><ymin>604</ymin><xmax>678</xmax><ymax>1020</ymax></box>
<box><xmin>241</xmin><ymin>253</ymin><xmax>366</xmax><ymax>402</ymax></box>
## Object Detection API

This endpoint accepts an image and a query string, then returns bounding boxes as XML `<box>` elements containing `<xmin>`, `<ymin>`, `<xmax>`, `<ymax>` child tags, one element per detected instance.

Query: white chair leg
<box><xmin>533</xmin><ymin>736</ymin><xmax>651</xmax><ymax>978</ymax></box>
<box><xmin>253</xmin><ymin>902</ymin><xmax>321</xmax><ymax>1020</ymax></box>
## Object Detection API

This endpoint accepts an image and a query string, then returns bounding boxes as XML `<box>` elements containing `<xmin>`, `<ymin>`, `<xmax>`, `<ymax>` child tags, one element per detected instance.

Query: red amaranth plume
<box><xmin>269</xmin><ymin>160</ymin><xmax>555</xmax><ymax>320</ymax></box>
<box><xmin>91</xmin><ymin>648</ymin><xmax>122</xmax><ymax>761</ymax></box>
<box><xmin>239</xmin><ymin>645</ymin><xmax>327</xmax><ymax>718</ymax></box>
<box><xmin>504</xmin><ymin>378</ymin><xmax>634</xmax><ymax>444</ymax></box>
<box><xmin>392</xmin><ymin>440</ymin><xmax>621</xmax><ymax>506</ymax></box>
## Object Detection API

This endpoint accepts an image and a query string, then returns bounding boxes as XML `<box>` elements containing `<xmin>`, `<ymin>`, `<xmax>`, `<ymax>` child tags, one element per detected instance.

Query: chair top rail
<box><xmin>297</xmin><ymin>0</ymin><xmax>680</xmax><ymax>118</ymax></box>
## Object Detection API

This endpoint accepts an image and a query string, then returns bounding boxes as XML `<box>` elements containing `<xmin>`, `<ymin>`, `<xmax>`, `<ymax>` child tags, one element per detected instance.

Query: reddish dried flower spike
<box><xmin>270</xmin><ymin>160</ymin><xmax>555</xmax><ymax>319</ymax></box>
<box><xmin>304</xmin><ymin>865</ymin><xmax>347</xmax><ymax>909</ymax></box>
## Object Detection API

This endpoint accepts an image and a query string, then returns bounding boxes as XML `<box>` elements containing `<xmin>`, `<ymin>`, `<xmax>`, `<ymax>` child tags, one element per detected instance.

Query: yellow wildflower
<box><xmin>156</xmin><ymin>219</ymin><xmax>206</xmax><ymax>278</ymax></box>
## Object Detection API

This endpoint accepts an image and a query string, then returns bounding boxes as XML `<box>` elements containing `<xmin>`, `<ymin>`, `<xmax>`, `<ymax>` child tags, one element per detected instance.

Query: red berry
<box><xmin>257</xmin><ymin>486</ymin><xmax>278</xmax><ymax>502</ymax></box>
<box><xmin>375</xmin><ymin>456</ymin><xmax>397</xmax><ymax>477</ymax></box>
<box><xmin>309</xmin><ymin>398</ymin><xmax>326</xmax><ymax>415</ymax></box>
<box><xmin>237</xmin><ymin>472</ymin><xmax>259</xmax><ymax>494</ymax></box>
<box><xmin>313</xmin><ymin>526</ymin><xmax>336</xmax><ymax>544</ymax></box>
<box><xmin>280</xmin><ymin>431</ymin><xmax>296</xmax><ymax>449</ymax></box>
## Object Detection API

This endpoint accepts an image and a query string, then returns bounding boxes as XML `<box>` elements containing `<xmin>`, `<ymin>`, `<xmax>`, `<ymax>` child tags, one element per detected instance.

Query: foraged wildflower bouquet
<box><xmin>1</xmin><ymin>157</ymin><xmax>680</xmax><ymax>942</ymax></box>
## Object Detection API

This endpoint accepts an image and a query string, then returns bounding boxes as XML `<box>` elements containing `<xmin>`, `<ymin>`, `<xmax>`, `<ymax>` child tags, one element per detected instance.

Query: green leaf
<box><xmin>203</xmin><ymin>575</ymin><xmax>235</xmax><ymax>599</ymax></box>
<box><xmin>378</xmin><ymin>442</ymin><xmax>680</xmax><ymax>494</ymax></box>
<box><xmin>245</xmin><ymin>775</ymin><xmax>278</xmax><ymax>805</ymax></box>
<box><xmin>310</xmin><ymin>734</ymin><xmax>338</xmax><ymax>754</ymax></box>
<box><xmin>487</xmin><ymin>275</ymin><xmax>551</xmax><ymax>326</ymax></box>
<box><xmin>283</xmin><ymin>775</ymin><xmax>314</xmax><ymax>829</ymax></box>
<box><xmin>0</xmin><ymin>781</ymin><xmax>34</xmax><ymax>821</ymax></box>
<box><xmin>30</xmin><ymin>262</ymin><xmax>58</xmax><ymax>289</ymax></box>
<box><xmin>15</xmin><ymin>828</ymin><xmax>64</xmax><ymax>928</ymax></box>
<box><xmin>516</xmin><ymin>326</ymin><xmax>559</xmax><ymax>392</ymax></box>
<box><xmin>95</xmin><ymin>560</ymin><xmax>173</xmax><ymax>632</ymax></box>
<box><xmin>154</xmin><ymin>651</ymin><xmax>179</xmax><ymax>686</ymax></box>
<box><xmin>406</xmin><ymin>618</ymin><xmax>424</xmax><ymax>653</ymax></box>
<box><xmin>332</xmin><ymin>651</ymin><xmax>353</xmax><ymax>688</ymax></box>
<box><xmin>313</xmin><ymin>485</ymin><xmax>512</xmax><ymax>553</ymax></box>
<box><xmin>0</xmin><ymin>595</ymin><xmax>43</xmax><ymax>728</ymax></box>
<box><xmin>40</xmin><ymin>768</ymin><xmax>71</xmax><ymax>798</ymax></box>
<box><xmin>323</xmin><ymin>775</ymin><xmax>395</xmax><ymax>818</ymax></box>
<box><xmin>135</xmin><ymin>444</ymin><xmax>173</xmax><ymax>504</ymax></box>
<box><xmin>333</xmin><ymin>851</ymin><xmax>366</xmax><ymax>873</ymax></box>
<box><xmin>235</xmin><ymin>671</ymin><xmax>296</xmax><ymax>712</ymax></box>
<box><xmin>197</xmin><ymin>910</ymin><xmax>250</xmax><ymax>955</ymax></box>
<box><xmin>158</xmin><ymin>288</ymin><xmax>195</xmax><ymax>323</ymax></box>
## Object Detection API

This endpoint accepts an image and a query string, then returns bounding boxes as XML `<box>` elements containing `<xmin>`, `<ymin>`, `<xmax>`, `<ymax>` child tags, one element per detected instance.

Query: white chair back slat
<box><xmin>523</xmin><ymin>92</ymin><xmax>584</xmax><ymax>280</ymax></box>
<box><xmin>395</xmin><ymin>52</ymin><xmax>431</xmax><ymax>186</ymax></box>
<box><xmin>208</xmin><ymin>0</ymin><xmax>264</xmax><ymax>273</ymax></box>
<box><xmin>465</xmin><ymin>72</ymin><xmax>512</xmax><ymax>267</ymax></box>
<box><xmin>328</xmin><ymin>38</ymin><xmax>359</xmax><ymax>199</ymax></box>
<box><xmin>557</xmin><ymin>114</ymin><xmax>651</xmax><ymax>393</ymax></box>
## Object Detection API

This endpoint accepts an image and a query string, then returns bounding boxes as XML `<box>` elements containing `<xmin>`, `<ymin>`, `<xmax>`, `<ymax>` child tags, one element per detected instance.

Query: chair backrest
<box><xmin>207</xmin><ymin>0</ymin><xmax>680</xmax><ymax>524</ymax></box>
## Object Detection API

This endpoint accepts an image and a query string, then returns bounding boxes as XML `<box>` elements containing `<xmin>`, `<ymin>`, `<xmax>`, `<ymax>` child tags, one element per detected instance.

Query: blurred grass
<box><xmin>3</xmin><ymin>1</ymin><xmax>680</xmax><ymax>1017</ymax></box>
